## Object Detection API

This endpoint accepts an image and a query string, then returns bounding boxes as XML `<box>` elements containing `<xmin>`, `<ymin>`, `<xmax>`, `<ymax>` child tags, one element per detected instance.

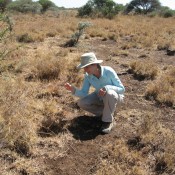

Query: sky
<box><xmin>51</xmin><ymin>0</ymin><xmax>175</xmax><ymax>10</ymax></box>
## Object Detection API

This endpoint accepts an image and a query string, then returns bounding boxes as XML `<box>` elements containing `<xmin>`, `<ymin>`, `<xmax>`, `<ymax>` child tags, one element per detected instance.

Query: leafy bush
<box><xmin>78</xmin><ymin>0</ymin><xmax>124</xmax><ymax>19</ymax></box>
<box><xmin>63</xmin><ymin>22</ymin><xmax>92</xmax><ymax>47</ymax></box>
<box><xmin>160</xmin><ymin>9</ymin><xmax>175</xmax><ymax>18</ymax></box>
<box><xmin>157</xmin><ymin>6</ymin><xmax>175</xmax><ymax>18</ymax></box>
<box><xmin>0</xmin><ymin>0</ymin><xmax>11</xmax><ymax>12</ymax></box>
<box><xmin>78</xmin><ymin>2</ymin><xmax>93</xmax><ymax>17</ymax></box>
<box><xmin>7</xmin><ymin>0</ymin><xmax>42</xmax><ymax>13</ymax></box>
<box><xmin>38</xmin><ymin>0</ymin><xmax>56</xmax><ymax>13</ymax></box>
<box><xmin>100</xmin><ymin>1</ymin><xmax>124</xmax><ymax>19</ymax></box>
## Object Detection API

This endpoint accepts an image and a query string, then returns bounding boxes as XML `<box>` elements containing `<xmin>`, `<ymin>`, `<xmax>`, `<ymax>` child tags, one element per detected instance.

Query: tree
<box><xmin>78</xmin><ymin>1</ymin><xmax>94</xmax><ymax>17</ymax></box>
<box><xmin>94</xmin><ymin>0</ymin><xmax>107</xmax><ymax>9</ymax></box>
<box><xmin>0</xmin><ymin>0</ymin><xmax>11</xmax><ymax>12</ymax></box>
<box><xmin>38</xmin><ymin>0</ymin><xmax>55</xmax><ymax>13</ymax></box>
<box><xmin>101</xmin><ymin>0</ymin><xmax>123</xmax><ymax>18</ymax></box>
<box><xmin>125</xmin><ymin>0</ymin><xmax>161</xmax><ymax>14</ymax></box>
<box><xmin>78</xmin><ymin>0</ymin><xmax>124</xmax><ymax>18</ymax></box>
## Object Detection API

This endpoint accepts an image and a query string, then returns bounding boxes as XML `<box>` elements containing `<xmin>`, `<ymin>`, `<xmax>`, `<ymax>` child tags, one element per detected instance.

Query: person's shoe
<box><xmin>101</xmin><ymin>121</ymin><xmax>115</xmax><ymax>134</ymax></box>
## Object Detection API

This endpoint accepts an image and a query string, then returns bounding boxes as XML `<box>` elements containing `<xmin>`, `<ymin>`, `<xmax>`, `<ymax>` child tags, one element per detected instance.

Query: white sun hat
<box><xmin>77</xmin><ymin>52</ymin><xmax>103</xmax><ymax>69</ymax></box>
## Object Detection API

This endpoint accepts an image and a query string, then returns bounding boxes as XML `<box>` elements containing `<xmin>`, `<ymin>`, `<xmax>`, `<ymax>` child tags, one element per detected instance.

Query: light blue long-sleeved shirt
<box><xmin>74</xmin><ymin>66</ymin><xmax>125</xmax><ymax>98</ymax></box>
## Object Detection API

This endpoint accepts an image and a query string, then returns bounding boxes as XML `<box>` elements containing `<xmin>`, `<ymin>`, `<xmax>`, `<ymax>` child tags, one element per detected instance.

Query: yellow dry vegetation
<box><xmin>0</xmin><ymin>11</ymin><xmax>175</xmax><ymax>175</ymax></box>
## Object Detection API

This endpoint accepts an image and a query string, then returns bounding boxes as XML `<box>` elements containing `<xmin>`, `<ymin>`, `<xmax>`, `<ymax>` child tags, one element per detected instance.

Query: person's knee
<box><xmin>106</xmin><ymin>90</ymin><xmax>118</xmax><ymax>98</ymax></box>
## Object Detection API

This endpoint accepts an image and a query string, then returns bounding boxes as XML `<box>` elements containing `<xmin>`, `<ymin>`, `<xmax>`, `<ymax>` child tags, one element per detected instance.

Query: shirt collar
<box><xmin>86</xmin><ymin>65</ymin><xmax>104</xmax><ymax>79</ymax></box>
<box><xmin>100</xmin><ymin>66</ymin><xmax>104</xmax><ymax>77</ymax></box>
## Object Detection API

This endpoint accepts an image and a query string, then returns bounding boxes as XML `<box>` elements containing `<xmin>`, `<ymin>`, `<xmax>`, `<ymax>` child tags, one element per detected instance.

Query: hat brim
<box><xmin>77</xmin><ymin>60</ymin><xmax>103</xmax><ymax>69</ymax></box>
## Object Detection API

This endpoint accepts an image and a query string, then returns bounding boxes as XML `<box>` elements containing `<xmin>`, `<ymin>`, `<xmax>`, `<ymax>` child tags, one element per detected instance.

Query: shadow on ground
<box><xmin>68</xmin><ymin>115</ymin><xmax>103</xmax><ymax>141</ymax></box>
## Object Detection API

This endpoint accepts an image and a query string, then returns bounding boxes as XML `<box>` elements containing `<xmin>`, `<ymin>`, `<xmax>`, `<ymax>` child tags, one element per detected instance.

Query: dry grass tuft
<box><xmin>96</xmin><ymin>139</ymin><xmax>148</xmax><ymax>175</ymax></box>
<box><xmin>95</xmin><ymin>111</ymin><xmax>175</xmax><ymax>175</ymax></box>
<box><xmin>129</xmin><ymin>60</ymin><xmax>159</xmax><ymax>80</ymax></box>
<box><xmin>142</xmin><ymin>121</ymin><xmax>175</xmax><ymax>173</ymax></box>
<box><xmin>1</xmin><ymin>12</ymin><xmax>175</xmax><ymax>175</ymax></box>
<box><xmin>24</xmin><ymin>50</ymin><xmax>67</xmax><ymax>81</ymax></box>
<box><xmin>145</xmin><ymin>66</ymin><xmax>175</xmax><ymax>107</ymax></box>
<box><xmin>0</xmin><ymin>78</ymin><xmax>37</xmax><ymax>154</ymax></box>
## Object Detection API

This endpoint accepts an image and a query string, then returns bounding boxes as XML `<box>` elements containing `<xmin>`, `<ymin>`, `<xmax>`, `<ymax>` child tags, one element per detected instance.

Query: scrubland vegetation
<box><xmin>0</xmin><ymin>5</ymin><xmax>175</xmax><ymax>175</ymax></box>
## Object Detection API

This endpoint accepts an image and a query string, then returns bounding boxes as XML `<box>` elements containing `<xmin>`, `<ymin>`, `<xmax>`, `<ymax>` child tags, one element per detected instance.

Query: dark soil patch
<box><xmin>155</xmin><ymin>159</ymin><xmax>167</xmax><ymax>174</ymax></box>
<box><xmin>127</xmin><ymin>136</ymin><xmax>145</xmax><ymax>151</ymax></box>
<box><xmin>68</xmin><ymin>115</ymin><xmax>103</xmax><ymax>140</ymax></box>
<box><xmin>38</xmin><ymin>118</ymin><xmax>67</xmax><ymax>137</ymax></box>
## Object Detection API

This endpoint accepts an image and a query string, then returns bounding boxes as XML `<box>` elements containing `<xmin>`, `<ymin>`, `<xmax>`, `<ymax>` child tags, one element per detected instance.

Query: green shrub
<box><xmin>63</xmin><ymin>22</ymin><xmax>92</xmax><ymax>47</ymax></box>
<box><xmin>158</xmin><ymin>6</ymin><xmax>175</xmax><ymax>18</ymax></box>
<box><xmin>78</xmin><ymin>0</ymin><xmax>124</xmax><ymax>19</ymax></box>
<box><xmin>78</xmin><ymin>2</ymin><xmax>93</xmax><ymax>17</ymax></box>
<box><xmin>160</xmin><ymin>10</ymin><xmax>175</xmax><ymax>18</ymax></box>
<box><xmin>38</xmin><ymin>0</ymin><xmax>56</xmax><ymax>13</ymax></box>
<box><xmin>0</xmin><ymin>0</ymin><xmax>12</xmax><ymax>12</ymax></box>
<box><xmin>7</xmin><ymin>0</ymin><xmax>42</xmax><ymax>13</ymax></box>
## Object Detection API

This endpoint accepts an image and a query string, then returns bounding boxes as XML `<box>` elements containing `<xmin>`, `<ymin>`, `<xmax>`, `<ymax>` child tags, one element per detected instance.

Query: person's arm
<box><xmin>65</xmin><ymin>74</ymin><xmax>91</xmax><ymax>98</ymax></box>
<box><xmin>74</xmin><ymin>74</ymin><xmax>91</xmax><ymax>98</ymax></box>
<box><xmin>104</xmin><ymin>68</ymin><xmax>125</xmax><ymax>94</ymax></box>
<box><xmin>64</xmin><ymin>83</ymin><xmax>75</xmax><ymax>94</ymax></box>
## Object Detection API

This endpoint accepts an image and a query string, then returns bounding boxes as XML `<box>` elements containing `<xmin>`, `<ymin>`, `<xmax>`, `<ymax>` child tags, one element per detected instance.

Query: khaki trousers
<box><xmin>77</xmin><ymin>90</ymin><xmax>123</xmax><ymax>122</ymax></box>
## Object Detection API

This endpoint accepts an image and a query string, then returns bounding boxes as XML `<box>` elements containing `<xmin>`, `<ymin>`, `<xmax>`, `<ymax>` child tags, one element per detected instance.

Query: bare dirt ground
<box><xmin>1</xmin><ymin>35</ymin><xmax>175</xmax><ymax>175</ymax></box>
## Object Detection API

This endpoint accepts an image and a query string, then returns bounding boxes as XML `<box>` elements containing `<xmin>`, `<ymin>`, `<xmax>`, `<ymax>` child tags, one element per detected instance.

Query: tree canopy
<box><xmin>0</xmin><ymin>0</ymin><xmax>11</xmax><ymax>12</ymax></box>
<box><xmin>125</xmin><ymin>0</ymin><xmax>161</xmax><ymax>14</ymax></box>
<box><xmin>78</xmin><ymin>0</ymin><xmax>124</xmax><ymax>19</ymax></box>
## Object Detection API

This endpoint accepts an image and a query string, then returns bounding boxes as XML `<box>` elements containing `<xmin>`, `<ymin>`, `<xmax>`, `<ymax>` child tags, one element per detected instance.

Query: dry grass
<box><xmin>129</xmin><ymin>60</ymin><xmax>159</xmax><ymax>80</ymax></box>
<box><xmin>145</xmin><ymin>66</ymin><xmax>175</xmax><ymax>107</ymax></box>
<box><xmin>28</xmin><ymin>56</ymin><xmax>64</xmax><ymax>81</ymax></box>
<box><xmin>0</xmin><ymin>11</ymin><xmax>175</xmax><ymax>175</ymax></box>
<box><xmin>95</xmin><ymin>111</ymin><xmax>175</xmax><ymax>175</ymax></box>
<box><xmin>86</xmin><ymin>15</ymin><xmax>175</xmax><ymax>49</ymax></box>
<box><xmin>9</xmin><ymin>13</ymin><xmax>175</xmax><ymax>49</ymax></box>
<box><xmin>0</xmin><ymin>77</ymin><xmax>37</xmax><ymax>153</ymax></box>
<box><xmin>12</xmin><ymin>12</ymin><xmax>79</xmax><ymax>42</ymax></box>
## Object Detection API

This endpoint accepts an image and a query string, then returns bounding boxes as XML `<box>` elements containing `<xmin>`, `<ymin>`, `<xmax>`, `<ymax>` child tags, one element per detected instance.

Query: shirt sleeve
<box><xmin>74</xmin><ymin>74</ymin><xmax>91</xmax><ymax>98</ymax></box>
<box><xmin>104</xmin><ymin>68</ymin><xmax>125</xmax><ymax>94</ymax></box>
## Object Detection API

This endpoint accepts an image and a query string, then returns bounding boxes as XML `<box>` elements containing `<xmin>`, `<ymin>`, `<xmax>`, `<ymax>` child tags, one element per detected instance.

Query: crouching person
<box><xmin>64</xmin><ymin>52</ymin><xmax>125</xmax><ymax>134</ymax></box>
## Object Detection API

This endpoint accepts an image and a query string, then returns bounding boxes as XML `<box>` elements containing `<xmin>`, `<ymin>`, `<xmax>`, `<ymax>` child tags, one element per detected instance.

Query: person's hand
<box><xmin>98</xmin><ymin>87</ymin><xmax>106</xmax><ymax>97</ymax></box>
<box><xmin>64</xmin><ymin>83</ymin><xmax>73</xmax><ymax>91</ymax></box>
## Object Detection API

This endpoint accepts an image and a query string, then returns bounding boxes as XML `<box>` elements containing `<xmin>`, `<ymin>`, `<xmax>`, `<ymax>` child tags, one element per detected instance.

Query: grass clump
<box><xmin>25</xmin><ymin>51</ymin><xmax>67</xmax><ymax>82</ymax></box>
<box><xmin>17</xmin><ymin>33</ymin><xmax>34</xmax><ymax>43</ymax></box>
<box><xmin>145</xmin><ymin>67</ymin><xmax>175</xmax><ymax>107</ymax></box>
<box><xmin>0</xmin><ymin>78</ymin><xmax>37</xmax><ymax>156</ymax></box>
<box><xmin>129</xmin><ymin>60</ymin><xmax>158</xmax><ymax>80</ymax></box>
